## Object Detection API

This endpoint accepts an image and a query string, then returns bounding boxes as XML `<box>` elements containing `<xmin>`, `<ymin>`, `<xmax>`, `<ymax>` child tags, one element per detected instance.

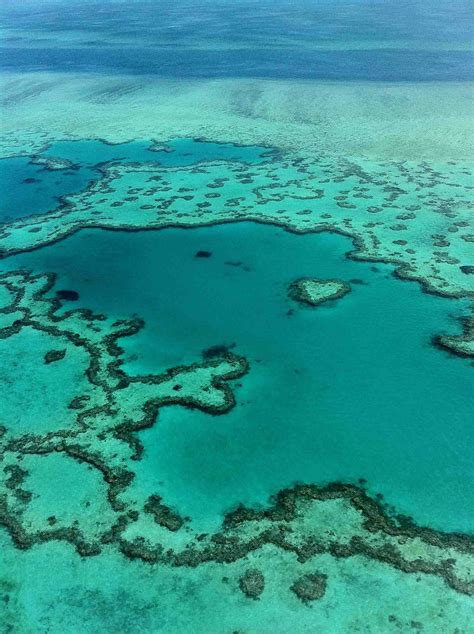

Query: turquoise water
<box><xmin>2</xmin><ymin>0</ymin><xmax>474</xmax><ymax>626</ymax></box>
<box><xmin>0</xmin><ymin>156</ymin><xmax>92</xmax><ymax>222</ymax></box>
<box><xmin>4</xmin><ymin>528</ymin><xmax>474</xmax><ymax>633</ymax></box>
<box><xmin>0</xmin><ymin>138</ymin><xmax>268</xmax><ymax>223</ymax></box>
<box><xmin>1</xmin><ymin>135</ymin><xmax>473</xmax><ymax>630</ymax></box>
<box><xmin>43</xmin><ymin>138</ymin><xmax>271</xmax><ymax>167</ymax></box>
<box><xmin>7</xmin><ymin>221</ymin><xmax>473</xmax><ymax>533</ymax></box>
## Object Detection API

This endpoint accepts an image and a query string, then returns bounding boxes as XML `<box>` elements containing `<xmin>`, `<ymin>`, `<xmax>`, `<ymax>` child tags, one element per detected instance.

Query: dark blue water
<box><xmin>2</xmin><ymin>47</ymin><xmax>472</xmax><ymax>81</ymax></box>
<box><xmin>2</xmin><ymin>0</ymin><xmax>472</xmax><ymax>45</ymax></box>
<box><xmin>1</xmin><ymin>0</ymin><xmax>472</xmax><ymax>81</ymax></box>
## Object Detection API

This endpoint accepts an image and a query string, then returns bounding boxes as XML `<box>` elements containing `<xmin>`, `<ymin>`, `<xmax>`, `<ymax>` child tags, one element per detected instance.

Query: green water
<box><xmin>7</xmin><ymin>221</ymin><xmax>473</xmax><ymax>534</ymax></box>
<box><xmin>3</xmin><ymin>213</ymin><xmax>473</xmax><ymax>631</ymax></box>
<box><xmin>1</xmin><ymin>135</ymin><xmax>473</xmax><ymax>630</ymax></box>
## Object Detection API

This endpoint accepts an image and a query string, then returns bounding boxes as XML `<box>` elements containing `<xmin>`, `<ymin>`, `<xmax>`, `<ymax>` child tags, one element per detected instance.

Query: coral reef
<box><xmin>0</xmin><ymin>269</ymin><xmax>248</xmax><ymax>553</ymax></box>
<box><xmin>30</xmin><ymin>155</ymin><xmax>78</xmax><ymax>171</ymax></box>
<box><xmin>238</xmin><ymin>569</ymin><xmax>265</xmax><ymax>600</ymax></box>
<box><xmin>290</xmin><ymin>572</ymin><xmax>328</xmax><ymax>603</ymax></box>
<box><xmin>1</xmin><ymin>269</ymin><xmax>473</xmax><ymax>604</ymax></box>
<box><xmin>0</xmin><ymin>147</ymin><xmax>471</xmax><ymax>355</ymax></box>
<box><xmin>289</xmin><ymin>277</ymin><xmax>351</xmax><ymax>307</ymax></box>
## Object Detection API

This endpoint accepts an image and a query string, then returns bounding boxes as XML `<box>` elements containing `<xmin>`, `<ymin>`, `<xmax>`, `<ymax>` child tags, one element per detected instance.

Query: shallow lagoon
<box><xmin>6</xmin><ymin>220</ymin><xmax>473</xmax><ymax>534</ymax></box>
<box><xmin>42</xmin><ymin>137</ymin><xmax>271</xmax><ymax>167</ymax></box>
<box><xmin>4</xmin><ymin>528</ymin><xmax>474</xmax><ymax>633</ymax></box>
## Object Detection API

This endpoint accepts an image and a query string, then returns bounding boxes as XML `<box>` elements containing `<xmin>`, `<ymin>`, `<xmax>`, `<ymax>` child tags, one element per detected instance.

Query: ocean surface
<box><xmin>1</xmin><ymin>1</ymin><xmax>473</xmax><ymax>632</ymax></box>
<box><xmin>1</xmin><ymin>0</ymin><xmax>473</xmax><ymax>80</ymax></box>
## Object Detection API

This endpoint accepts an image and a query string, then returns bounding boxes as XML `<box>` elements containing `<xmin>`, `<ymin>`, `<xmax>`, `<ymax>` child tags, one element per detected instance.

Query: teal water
<box><xmin>4</xmin><ymin>528</ymin><xmax>474</xmax><ymax>633</ymax></box>
<box><xmin>0</xmin><ymin>156</ymin><xmax>91</xmax><ymax>222</ymax></box>
<box><xmin>0</xmin><ymin>138</ymin><xmax>268</xmax><ymax>222</ymax></box>
<box><xmin>7</xmin><ymin>221</ymin><xmax>473</xmax><ymax>534</ymax></box>
<box><xmin>43</xmin><ymin>138</ymin><xmax>271</xmax><ymax>167</ymax></box>
<box><xmin>2</xmin><ymin>0</ymin><xmax>473</xmax><ymax>80</ymax></box>
<box><xmin>2</xmin><ymin>0</ymin><xmax>474</xmax><ymax>627</ymax></box>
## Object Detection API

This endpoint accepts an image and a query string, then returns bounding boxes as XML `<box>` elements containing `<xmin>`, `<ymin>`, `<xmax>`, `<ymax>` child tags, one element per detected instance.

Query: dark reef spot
<box><xmin>172</xmin><ymin>384</ymin><xmax>182</xmax><ymax>392</ymax></box>
<box><xmin>202</xmin><ymin>343</ymin><xmax>235</xmax><ymax>359</ymax></box>
<box><xmin>195</xmin><ymin>250</ymin><xmax>212</xmax><ymax>258</ymax></box>
<box><xmin>68</xmin><ymin>395</ymin><xmax>90</xmax><ymax>410</ymax></box>
<box><xmin>460</xmin><ymin>265</ymin><xmax>474</xmax><ymax>275</ymax></box>
<box><xmin>349</xmin><ymin>278</ymin><xmax>368</xmax><ymax>285</ymax></box>
<box><xmin>144</xmin><ymin>494</ymin><xmax>183</xmax><ymax>532</ymax></box>
<box><xmin>23</xmin><ymin>177</ymin><xmax>39</xmax><ymax>184</ymax></box>
<box><xmin>56</xmin><ymin>290</ymin><xmax>79</xmax><ymax>301</ymax></box>
<box><xmin>239</xmin><ymin>569</ymin><xmax>265</xmax><ymax>600</ymax></box>
<box><xmin>290</xmin><ymin>572</ymin><xmax>327</xmax><ymax>604</ymax></box>
<box><xmin>44</xmin><ymin>349</ymin><xmax>66</xmax><ymax>364</ymax></box>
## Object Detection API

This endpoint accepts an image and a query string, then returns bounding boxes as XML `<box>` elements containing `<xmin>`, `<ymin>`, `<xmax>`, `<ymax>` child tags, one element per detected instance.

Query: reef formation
<box><xmin>0</xmin><ymin>144</ymin><xmax>472</xmax><ymax>356</ymax></box>
<box><xmin>1</xmin><ymin>0</ymin><xmax>473</xmax><ymax>626</ymax></box>
<box><xmin>289</xmin><ymin>277</ymin><xmax>351</xmax><ymax>307</ymax></box>
<box><xmin>0</xmin><ymin>269</ymin><xmax>473</xmax><ymax>606</ymax></box>
<box><xmin>0</xmin><ymin>138</ymin><xmax>473</xmax><ymax>632</ymax></box>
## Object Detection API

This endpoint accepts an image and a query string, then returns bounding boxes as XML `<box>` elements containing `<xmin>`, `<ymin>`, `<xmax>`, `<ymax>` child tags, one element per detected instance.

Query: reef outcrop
<box><xmin>239</xmin><ymin>569</ymin><xmax>265</xmax><ymax>600</ymax></box>
<box><xmin>290</xmin><ymin>572</ymin><xmax>327</xmax><ymax>603</ymax></box>
<box><xmin>289</xmin><ymin>277</ymin><xmax>351</xmax><ymax>307</ymax></box>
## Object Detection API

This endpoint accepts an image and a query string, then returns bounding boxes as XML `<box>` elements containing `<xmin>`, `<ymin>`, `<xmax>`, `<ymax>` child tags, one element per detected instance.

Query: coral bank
<box><xmin>289</xmin><ymin>277</ymin><xmax>351</xmax><ymax>307</ymax></box>
<box><xmin>0</xmin><ymin>147</ymin><xmax>471</xmax><ymax>355</ymax></box>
